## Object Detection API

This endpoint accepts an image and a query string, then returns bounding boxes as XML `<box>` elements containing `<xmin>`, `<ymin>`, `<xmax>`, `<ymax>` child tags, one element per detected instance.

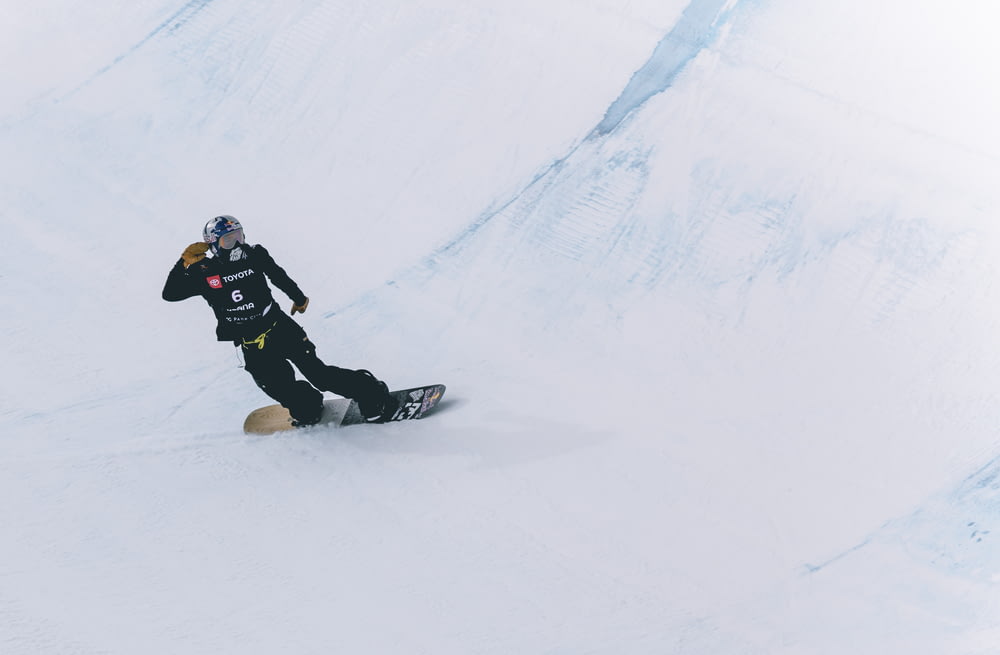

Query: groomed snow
<box><xmin>3</xmin><ymin>1</ymin><xmax>1000</xmax><ymax>652</ymax></box>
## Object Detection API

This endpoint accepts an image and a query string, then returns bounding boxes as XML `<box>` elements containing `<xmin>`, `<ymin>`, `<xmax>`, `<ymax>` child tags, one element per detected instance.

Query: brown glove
<box><xmin>291</xmin><ymin>297</ymin><xmax>309</xmax><ymax>315</ymax></box>
<box><xmin>181</xmin><ymin>242</ymin><xmax>210</xmax><ymax>268</ymax></box>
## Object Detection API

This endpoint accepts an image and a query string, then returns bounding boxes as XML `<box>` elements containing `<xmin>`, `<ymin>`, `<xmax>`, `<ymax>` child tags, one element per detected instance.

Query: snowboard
<box><xmin>243</xmin><ymin>384</ymin><xmax>446</xmax><ymax>435</ymax></box>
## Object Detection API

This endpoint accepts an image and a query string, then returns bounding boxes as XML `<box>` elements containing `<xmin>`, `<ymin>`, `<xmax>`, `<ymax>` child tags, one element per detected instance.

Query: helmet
<box><xmin>203</xmin><ymin>215</ymin><xmax>245</xmax><ymax>254</ymax></box>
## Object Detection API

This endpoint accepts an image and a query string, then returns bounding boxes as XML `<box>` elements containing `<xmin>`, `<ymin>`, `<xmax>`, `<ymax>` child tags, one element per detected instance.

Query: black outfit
<box><xmin>162</xmin><ymin>244</ymin><xmax>387</xmax><ymax>423</ymax></box>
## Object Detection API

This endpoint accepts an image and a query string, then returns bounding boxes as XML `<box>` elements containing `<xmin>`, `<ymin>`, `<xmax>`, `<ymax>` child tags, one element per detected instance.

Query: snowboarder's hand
<box><xmin>291</xmin><ymin>297</ymin><xmax>309</xmax><ymax>315</ymax></box>
<box><xmin>181</xmin><ymin>242</ymin><xmax>210</xmax><ymax>268</ymax></box>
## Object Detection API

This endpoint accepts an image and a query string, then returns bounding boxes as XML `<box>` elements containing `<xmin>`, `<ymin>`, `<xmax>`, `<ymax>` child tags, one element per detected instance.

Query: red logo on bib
<box><xmin>206</xmin><ymin>275</ymin><xmax>223</xmax><ymax>289</ymax></box>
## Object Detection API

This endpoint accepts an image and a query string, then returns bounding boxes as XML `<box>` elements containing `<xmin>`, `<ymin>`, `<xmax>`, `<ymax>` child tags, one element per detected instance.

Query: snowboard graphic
<box><xmin>243</xmin><ymin>384</ymin><xmax>446</xmax><ymax>435</ymax></box>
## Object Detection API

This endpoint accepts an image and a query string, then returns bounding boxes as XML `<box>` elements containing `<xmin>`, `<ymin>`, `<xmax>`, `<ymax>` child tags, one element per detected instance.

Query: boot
<box><xmin>355</xmin><ymin>370</ymin><xmax>397</xmax><ymax>422</ymax></box>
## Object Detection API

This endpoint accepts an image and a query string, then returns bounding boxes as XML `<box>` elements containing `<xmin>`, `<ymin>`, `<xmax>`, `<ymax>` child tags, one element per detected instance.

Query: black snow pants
<box><xmin>238</xmin><ymin>310</ymin><xmax>383</xmax><ymax>422</ymax></box>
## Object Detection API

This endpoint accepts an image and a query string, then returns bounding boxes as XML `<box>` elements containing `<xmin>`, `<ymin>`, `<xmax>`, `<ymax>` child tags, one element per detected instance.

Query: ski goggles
<box><xmin>217</xmin><ymin>228</ymin><xmax>245</xmax><ymax>250</ymax></box>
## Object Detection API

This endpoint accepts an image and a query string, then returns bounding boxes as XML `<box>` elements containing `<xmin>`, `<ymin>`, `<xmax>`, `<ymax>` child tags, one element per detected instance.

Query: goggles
<box><xmin>217</xmin><ymin>228</ymin><xmax>245</xmax><ymax>250</ymax></box>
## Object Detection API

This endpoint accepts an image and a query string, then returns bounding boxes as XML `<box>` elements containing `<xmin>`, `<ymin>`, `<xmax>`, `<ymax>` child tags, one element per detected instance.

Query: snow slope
<box><xmin>3</xmin><ymin>1</ymin><xmax>1000</xmax><ymax>652</ymax></box>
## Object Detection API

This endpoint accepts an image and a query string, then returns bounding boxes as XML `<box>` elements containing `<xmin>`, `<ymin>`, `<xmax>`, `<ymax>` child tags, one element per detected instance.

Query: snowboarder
<box><xmin>162</xmin><ymin>215</ymin><xmax>395</xmax><ymax>426</ymax></box>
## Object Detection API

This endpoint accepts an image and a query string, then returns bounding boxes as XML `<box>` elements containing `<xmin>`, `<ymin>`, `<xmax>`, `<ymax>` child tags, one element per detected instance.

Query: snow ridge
<box><xmin>593</xmin><ymin>0</ymin><xmax>747</xmax><ymax>137</ymax></box>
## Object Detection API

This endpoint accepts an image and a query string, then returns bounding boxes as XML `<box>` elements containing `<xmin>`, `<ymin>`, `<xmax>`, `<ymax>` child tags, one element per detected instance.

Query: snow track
<box><xmin>2</xmin><ymin>0</ymin><xmax>1000</xmax><ymax>653</ymax></box>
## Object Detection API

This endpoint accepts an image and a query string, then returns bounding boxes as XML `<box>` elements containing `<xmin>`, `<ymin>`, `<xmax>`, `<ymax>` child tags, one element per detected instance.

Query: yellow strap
<box><xmin>242</xmin><ymin>323</ymin><xmax>276</xmax><ymax>350</ymax></box>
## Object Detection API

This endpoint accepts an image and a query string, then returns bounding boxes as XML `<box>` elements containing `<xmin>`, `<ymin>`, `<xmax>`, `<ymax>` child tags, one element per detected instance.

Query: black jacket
<box><xmin>162</xmin><ymin>244</ymin><xmax>307</xmax><ymax>341</ymax></box>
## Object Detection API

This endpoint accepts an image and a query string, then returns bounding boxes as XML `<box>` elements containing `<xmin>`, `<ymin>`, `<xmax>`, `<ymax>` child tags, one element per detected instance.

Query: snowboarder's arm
<box><xmin>253</xmin><ymin>245</ymin><xmax>308</xmax><ymax>307</ymax></box>
<box><xmin>162</xmin><ymin>244</ymin><xmax>209</xmax><ymax>301</ymax></box>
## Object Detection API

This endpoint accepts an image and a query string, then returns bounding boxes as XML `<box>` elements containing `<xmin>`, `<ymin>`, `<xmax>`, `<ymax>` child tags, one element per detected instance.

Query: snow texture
<box><xmin>2</xmin><ymin>0</ymin><xmax>1000</xmax><ymax>653</ymax></box>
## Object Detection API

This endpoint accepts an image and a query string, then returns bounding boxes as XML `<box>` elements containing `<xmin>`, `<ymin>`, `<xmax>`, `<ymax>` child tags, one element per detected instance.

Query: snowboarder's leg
<box><xmin>242</xmin><ymin>340</ymin><xmax>323</xmax><ymax>425</ymax></box>
<box><xmin>291</xmin><ymin>339</ymin><xmax>396</xmax><ymax>421</ymax></box>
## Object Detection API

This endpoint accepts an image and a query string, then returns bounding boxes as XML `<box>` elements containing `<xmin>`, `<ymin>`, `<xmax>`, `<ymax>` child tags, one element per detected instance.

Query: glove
<box><xmin>291</xmin><ymin>297</ymin><xmax>309</xmax><ymax>315</ymax></box>
<box><xmin>181</xmin><ymin>242</ymin><xmax>210</xmax><ymax>268</ymax></box>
